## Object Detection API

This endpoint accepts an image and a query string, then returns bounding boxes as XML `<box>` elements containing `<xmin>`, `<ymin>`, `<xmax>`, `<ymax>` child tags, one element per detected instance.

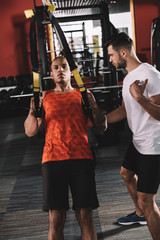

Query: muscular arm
<box><xmin>106</xmin><ymin>100</ymin><xmax>127</xmax><ymax>124</ymax></box>
<box><xmin>87</xmin><ymin>90</ymin><xmax>107</xmax><ymax>132</ymax></box>
<box><xmin>130</xmin><ymin>79</ymin><xmax>160</xmax><ymax>121</ymax></box>
<box><xmin>24</xmin><ymin>97</ymin><xmax>43</xmax><ymax>137</ymax></box>
<box><xmin>134</xmin><ymin>94</ymin><xmax>160</xmax><ymax>121</ymax></box>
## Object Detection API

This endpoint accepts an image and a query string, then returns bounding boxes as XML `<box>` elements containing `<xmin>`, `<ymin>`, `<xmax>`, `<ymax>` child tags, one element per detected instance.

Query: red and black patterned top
<box><xmin>42</xmin><ymin>88</ymin><xmax>93</xmax><ymax>163</ymax></box>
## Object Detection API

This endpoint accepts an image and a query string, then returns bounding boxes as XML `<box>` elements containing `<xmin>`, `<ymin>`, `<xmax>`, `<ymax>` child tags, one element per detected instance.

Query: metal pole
<box><xmin>100</xmin><ymin>1</ymin><xmax>111</xmax><ymax>86</ymax></box>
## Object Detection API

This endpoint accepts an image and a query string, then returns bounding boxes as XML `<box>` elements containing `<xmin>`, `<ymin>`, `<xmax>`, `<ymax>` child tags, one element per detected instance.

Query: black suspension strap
<box><xmin>25</xmin><ymin>1</ymin><xmax>93</xmax><ymax>121</ymax></box>
<box><xmin>25</xmin><ymin>5</ymin><xmax>51</xmax><ymax>117</ymax></box>
<box><xmin>48</xmin><ymin>13</ymin><xmax>93</xmax><ymax>122</ymax></box>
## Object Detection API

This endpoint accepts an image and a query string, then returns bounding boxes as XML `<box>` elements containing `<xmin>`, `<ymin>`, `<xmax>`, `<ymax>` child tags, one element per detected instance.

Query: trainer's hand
<box><xmin>129</xmin><ymin>79</ymin><xmax>148</xmax><ymax>102</ymax></box>
<box><xmin>87</xmin><ymin>90</ymin><xmax>107</xmax><ymax>132</ymax></box>
<box><xmin>87</xmin><ymin>90</ymin><xmax>97</xmax><ymax>109</ymax></box>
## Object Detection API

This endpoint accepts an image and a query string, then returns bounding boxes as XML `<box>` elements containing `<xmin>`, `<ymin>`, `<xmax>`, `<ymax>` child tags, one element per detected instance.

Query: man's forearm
<box><xmin>136</xmin><ymin>95</ymin><xmax>160</xmax><ymax>121</ymax></box>
<box><xmin>106</xmin><ymin>106</ymin><xmax>127</xmax><ymax>124</ymax></box>
<box><xmin>24</xmin><ymin>110</ymin><xmax>41</xmax><ymax>137</ymax></box>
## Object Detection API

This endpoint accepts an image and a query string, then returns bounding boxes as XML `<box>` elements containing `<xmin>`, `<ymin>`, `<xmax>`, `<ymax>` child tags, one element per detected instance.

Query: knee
<box><xmin>120</xmin><ymin>167</ymin><xmax>135</xmax><ymax>182</ymax></box>
<box><xmin>49</xmin><ymin>210</ymin><xmax>66</xmax><ymax>230</ymax></box>
<box><xmin>76</xmin><ymin>208</ymin><xmax>93</xmax><ymax>226</ymax></box>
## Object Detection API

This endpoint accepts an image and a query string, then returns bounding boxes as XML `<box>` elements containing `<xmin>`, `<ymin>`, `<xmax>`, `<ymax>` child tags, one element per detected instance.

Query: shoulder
<box><xmin>144</xmin><ymin>64</ymin><xmax>160</xmax><ymax>80</ymax></box>
<box><xmin>69</xmin><ymin>88</ymin><xmax>81</xmax><ymax>96</ymax></box>
<box><xmin>142</xmin><ymin>63</ymin><xmax>160</xmax><ymax>74</ymax></box>
<box><xmin>73</xmin><ymin>88</ymin><xmax>81</xmax><ymax>95</ymax></box>
<box><xmin>43</xmin><ymin>89</ymin><xmax>53</xmax><ymax>99</ymax></box>
<box><xmin>144</xmin><ymin>64</ymin><xmax>160</xmax><ymax>95</ymax></box>
<box><xmin>135</xmin><ymin>63</ymin><xmax>160</xmax><ymax>81</ymax></box>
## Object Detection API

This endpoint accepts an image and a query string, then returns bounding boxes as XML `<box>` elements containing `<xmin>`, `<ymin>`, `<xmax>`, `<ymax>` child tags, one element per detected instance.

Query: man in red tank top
<box><xmin>24</xmin><ymin>56</ymin><xmax>107</xmax><ymax>240</ymax></box>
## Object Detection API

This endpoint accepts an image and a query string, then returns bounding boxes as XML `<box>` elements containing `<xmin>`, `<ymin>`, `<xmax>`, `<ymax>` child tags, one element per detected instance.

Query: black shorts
<box><xmin>122</xmin><ymin>141</ymin><xmax>160</xmax><ymax>194</ymax></box>
<box><xmin>42</xmin><ymin>159</ymin><xmax>99</xmax><ymax>212</ymax></box>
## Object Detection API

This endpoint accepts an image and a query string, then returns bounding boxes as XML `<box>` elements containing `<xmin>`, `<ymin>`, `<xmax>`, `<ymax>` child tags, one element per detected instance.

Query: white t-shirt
<box><xmin>122</xmin><ymin>63</ymin><xmax>160</xmax><ymax>154</ymax></box>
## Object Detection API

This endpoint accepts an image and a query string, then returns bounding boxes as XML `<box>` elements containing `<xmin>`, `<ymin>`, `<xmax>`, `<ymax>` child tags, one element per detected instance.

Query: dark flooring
<box><xmin>0</xmin><ymin>113</ymin><xmax>159</xmax><ymax>240</ymax></box>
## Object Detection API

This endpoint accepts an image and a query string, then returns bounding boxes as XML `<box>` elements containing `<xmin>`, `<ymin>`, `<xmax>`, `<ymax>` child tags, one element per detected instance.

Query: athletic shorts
<box><xmin>42</xmin><ymin>159</ymin><xmax>99</xmax><ymax>212</ymax></box>
<box><xmin>122</xmin><ymin>141</ymin><xmax>160</xmax><ymax>194</ymax></box>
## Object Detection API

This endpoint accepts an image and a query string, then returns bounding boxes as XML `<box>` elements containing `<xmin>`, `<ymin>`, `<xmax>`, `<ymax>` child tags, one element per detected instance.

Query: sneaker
<box><xmin>117</xmin><ymin>212</ymin><xmax>147</xmax><ymax>225</ymax></box>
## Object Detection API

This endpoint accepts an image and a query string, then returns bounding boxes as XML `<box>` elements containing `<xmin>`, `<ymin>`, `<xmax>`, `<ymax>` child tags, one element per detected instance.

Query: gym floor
<box><xmin>0</xmin><ymin>114</ymin><xmax>159</xmax><ymax>240</ymax></box>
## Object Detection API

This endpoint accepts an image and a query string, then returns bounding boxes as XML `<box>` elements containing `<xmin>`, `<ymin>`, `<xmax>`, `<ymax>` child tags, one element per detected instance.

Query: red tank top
<box><xmin>42</xmin><ymin>88</ymin><xmax>93</xmax><ymax>163</ymax></box>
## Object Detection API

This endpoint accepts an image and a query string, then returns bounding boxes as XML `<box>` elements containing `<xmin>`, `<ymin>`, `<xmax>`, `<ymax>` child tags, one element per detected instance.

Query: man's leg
<box><xmin>137</xmin><ymin>192</ymin><xmax>160</xmax><ymax>240</ymax></box>
<box><xmin>48</xmin><ymin>209</ymin><xmax>66</xmax><ymax>240</ymax></box>
<box><xmin>75</xmin><ymin>208</ymin><xmax>97</xmax><ymax>240</ymax></box>
<box><xmin>120</xmin><ymin>166</ymin><xmax>144</xmax><ymax>216</ymax></box>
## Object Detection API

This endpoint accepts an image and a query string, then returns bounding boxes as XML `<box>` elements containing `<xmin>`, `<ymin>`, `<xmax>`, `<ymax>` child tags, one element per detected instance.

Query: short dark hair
<box><xmin>52</xmin><ymin>55</ymin><xmax>66</xmax><ymax>63</ymax></box>
<box><xmin>105</xmin><ymin>32</ymin><xmax>133</xmax><ymax>52</ymax></box>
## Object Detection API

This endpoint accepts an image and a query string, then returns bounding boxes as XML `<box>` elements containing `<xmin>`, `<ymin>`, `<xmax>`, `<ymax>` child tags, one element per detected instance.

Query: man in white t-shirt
<box><xmin>105</xmin><ymin>32</ymin><xmax>160</xmax><ymax>240</ymax></box>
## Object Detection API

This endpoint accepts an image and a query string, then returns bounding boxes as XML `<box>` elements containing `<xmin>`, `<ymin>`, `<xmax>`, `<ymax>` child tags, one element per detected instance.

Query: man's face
<box><xmin>107</xmin><ymin>45</ymin><xmax>126</xmax><ymax>69</ymax></box>
<box><xmin>51</xmin><ymin>57</ymin><xmax>71</xmax><ymax>85</ymax></box>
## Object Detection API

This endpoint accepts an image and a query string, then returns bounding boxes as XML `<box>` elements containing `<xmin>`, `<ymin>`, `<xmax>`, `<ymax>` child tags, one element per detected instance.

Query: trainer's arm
<box><xmin>130</xmin><ymin>80</ymin><xmax>160</xmax><ymax>121</ymax></box>
<box><xmin>106</xmin><ymin>100</ymin><xmax>127</xmax><ymax>124</ymax></box>
<box><xmin>87</xmin><ymin>90</ymin><xmax>107</xmax><ymax>132</ymax></box>
<box><xmin>24</xmin><ymin>97</ymin><xmax>43</xmax><ymax>137</ymax></box>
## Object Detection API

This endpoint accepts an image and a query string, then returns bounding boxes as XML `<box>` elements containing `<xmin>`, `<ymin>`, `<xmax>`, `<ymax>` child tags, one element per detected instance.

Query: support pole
<box><xmin>46</xmin><ymin>0</ymin><xmax>55</xmax><ymax>61</ymax></box>
<box><xmin>100</xmin><ymin>2</ymin><xmax>111</xmax><ymax>86</ymax></box>
<box><xmin>100</xmin><ymin>2</ymin><xmax>118</xmax><ymax>87</ymax></box>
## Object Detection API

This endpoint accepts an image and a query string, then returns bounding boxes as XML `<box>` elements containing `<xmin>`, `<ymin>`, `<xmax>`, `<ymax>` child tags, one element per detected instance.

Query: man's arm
<box><xmin>106</xmin><ymin>100</ymin><xmax>127</xmax><ymax>124</ymax></box>
<box><xmin>130</xmin><ymin>80</ymin><xmax>160</xmax><ymax>121</ymax></box>
<box><xmin>87</xmin><ymin>90</ymin><xmax>107</xmax><ymax>132</ymax></box>
<box><xmin>24</xmin><ymin>97</ymin><xmax>43</xmax><ymax>137</ymax></box>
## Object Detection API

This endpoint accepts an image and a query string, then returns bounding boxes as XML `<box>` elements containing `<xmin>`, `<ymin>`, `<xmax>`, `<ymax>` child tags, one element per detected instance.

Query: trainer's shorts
<box><xmin>42</xmin><ymin>159</ymin><xmax>99</xmax><ymax>211</ymax></box>
<box><xmin>122</xmin><ymin>141</ymin><xmax>160</xmax><ymax>194</ymax></box>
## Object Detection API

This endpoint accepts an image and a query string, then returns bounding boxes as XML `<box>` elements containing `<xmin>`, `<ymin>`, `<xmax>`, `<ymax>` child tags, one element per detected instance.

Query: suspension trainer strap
<box><xmin>49</xmin><ymin>14</ymin><xmax>93</xmax><ymax>122</ymax></box>
<box><xmin>27</xmin><ymin>5</ymin><xmax>51</xmax><ymax>117</ymax></box>
<box><xmin>29</xmin><ymin>14</ymin><xmax>42</xmax><ymax>117</ymax></box>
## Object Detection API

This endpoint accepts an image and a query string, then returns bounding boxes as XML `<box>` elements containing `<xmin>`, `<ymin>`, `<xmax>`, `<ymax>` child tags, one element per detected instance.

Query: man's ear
<box><xmin>120</xmin><ymin>49</ymin><xmax>127</xmax><ymax>58</ymax></box>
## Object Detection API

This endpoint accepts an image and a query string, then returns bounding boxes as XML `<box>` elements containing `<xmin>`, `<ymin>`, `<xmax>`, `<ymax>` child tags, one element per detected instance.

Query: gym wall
<box><xmin>0</xmin><ymin>0</ymin><xmax>42</xmax><ymax>77</ymax></box>
<box><xmin>134</xmin><ymin>0</ymin><xmax>160</xmax><ymax>63</ymax></box>
<box><xmin>0</xmin><ymin>0</ymin><xmax>160</xmax><ymax>77</ymax></box>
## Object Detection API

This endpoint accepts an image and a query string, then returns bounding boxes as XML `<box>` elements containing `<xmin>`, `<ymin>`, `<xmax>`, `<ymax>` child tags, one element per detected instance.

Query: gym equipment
<box><xmin>0</xmin><ymin>77</ymin><xmax>7</xmax><ymax>87</ymax></box>
<box><xmin>6</xmin><ymin>76</ymin><xmax>14</xmax><ymax>86</ymax></box>
<box><xmin>151</xmin><ymin>17</ymin><xmax>160</xmax><ymax>71</ymax></box>
<box><xmin>25</xmin><ymin>0</ymin><xmax>94</xmax><ymax>121</ymax></box>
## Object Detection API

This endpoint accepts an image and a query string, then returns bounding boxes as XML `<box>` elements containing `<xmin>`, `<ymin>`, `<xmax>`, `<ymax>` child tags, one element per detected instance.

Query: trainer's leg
<box><xmin>120</xmin><ymin>166</ymin><xmax>143</xmax><ymax>216</ymax></box>
<box><xmin>75</xmin><ymin>208</ymin><xmax>97</xmax><ymax>240</ymax></box>
<box><xmin>48</xmin><ymin>209</ymin><xmax>66</xmax><ymax>240</ymax></box>
<box><xmin>137</xmin><ymin>192</ymin><xmax>160</xmax><ymax>240</ymax></box>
